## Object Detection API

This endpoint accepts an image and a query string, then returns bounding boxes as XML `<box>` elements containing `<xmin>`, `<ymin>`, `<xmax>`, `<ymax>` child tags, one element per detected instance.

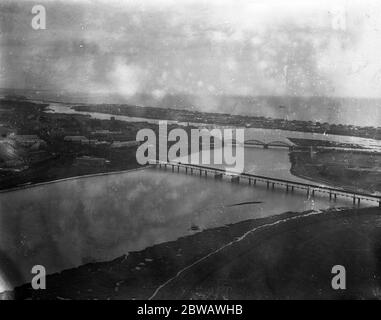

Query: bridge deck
<box><xmin>149</xmin><ymin>160</ymin><xmax>381</xmax><ymax>206</ymax></box>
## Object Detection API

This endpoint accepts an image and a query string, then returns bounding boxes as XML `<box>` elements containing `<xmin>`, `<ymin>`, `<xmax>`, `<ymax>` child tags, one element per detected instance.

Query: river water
<box><xmin>0</xmin><ymin>102</ymin><xmax>378</xmax><ymax>292</ymax></box>
<box><xmin>46</xmin><ymin>102</ymin><xmax>381</xmax><ymax>152</ymax></box>
<box><xmin>0</xmin><ymin>148</ymin><xmax>372</xmax><ymax>293</ymax></box>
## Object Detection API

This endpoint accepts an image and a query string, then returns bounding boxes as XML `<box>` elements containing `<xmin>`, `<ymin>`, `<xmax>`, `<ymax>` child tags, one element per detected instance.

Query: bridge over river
<box><xmin>149</xmin><ymin>160</ymin><xmax>381</xmax><ymax>207</ymax></box>
<box><xmin>226</xmin><ymin>138</ymin><xmax>295</xmax><ymax>150</ymax></box>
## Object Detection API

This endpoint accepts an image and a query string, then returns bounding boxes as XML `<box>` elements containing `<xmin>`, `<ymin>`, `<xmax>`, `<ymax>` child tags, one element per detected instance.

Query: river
<box><xmin>45</xmin><ymin>102</ymin><xmax>381</xmax><ymax>152</ymax></box>
<box><xmin>0</xmin><ymin>102</ymin><xmax>378</xmax><ymax>293</ymax></box>
<box><xmin>0</xmin><ymin>148</ymin><xmax>373</xmax><ymax>293</ymax></box>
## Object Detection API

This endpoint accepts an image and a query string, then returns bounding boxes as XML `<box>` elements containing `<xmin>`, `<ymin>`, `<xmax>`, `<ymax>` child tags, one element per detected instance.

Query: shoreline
<box><xmin>291</xmin><ymin>170</ymin><xmax>381</xmax><ymax>196</ymax></box>
<box><xmin>5</xmin><ymin>96</ymin><xmax>381</xmax><ymax>140</ymax></box>
<box><xmin>1</xmin><ymin>97</ymin><xmax>380</xmax><ymax>194</ymax></box>
<box><xmin>71</xmin><ymin>103</ymin><xmax>381</xmax><ymax>140</ymax></box>
<box><xmin>3</xmin><ymin>206</ymin><xmax>381</xmax><ymax>300</ymax></box>
<box><xmin>289</xmin><ymin>149</ymin><xmax>381</xmax><ymax>195</ymax></box>
<box><xmin>0</xmin><ymin>166</ymin><xmax>150</xmax><ymax>194</ymax></box>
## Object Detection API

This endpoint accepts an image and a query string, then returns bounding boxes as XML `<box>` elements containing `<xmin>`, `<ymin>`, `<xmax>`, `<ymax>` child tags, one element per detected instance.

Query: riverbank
<box><xmin>0</xmin><ymin>98</ymin><xmax>146</xmax><ymax>190</ymax></box>
<box><xmin>72</xmin><ymin>103</ymin><xmax>381</xmax><ymax>140</ymax></box>
<box><xmin>0</xmin><ymin>166</ymin><xmax>150</xmax><ymax>194</ymax></box>
<box><xmin>3</xmin><ymin>206</ymin><xmax>381</xmax><ymax>300</ymax></box>
<box><xmin>290</xmin><ymin>148</ymin><xmax>381</xmax><ymax>194</ymax></box>
<box><xmin>2</xmin><ymin>97</ymin><xmax>380</xmax><ymax>192</ymax></box>
<box><xmin>0</xmin><ymin>98</ymin><xmax>201</xmax><ymax>191</ymax></box>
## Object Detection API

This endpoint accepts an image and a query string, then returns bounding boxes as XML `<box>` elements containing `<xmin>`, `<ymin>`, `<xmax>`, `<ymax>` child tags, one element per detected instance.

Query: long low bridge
<box><xmin>149</xmin><ymin>160</ymin><xmax>381</xmax><ymax>207</ymax></box>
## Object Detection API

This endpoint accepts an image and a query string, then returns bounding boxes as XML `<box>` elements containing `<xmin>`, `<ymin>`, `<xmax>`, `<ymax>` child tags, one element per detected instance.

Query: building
<box><xmin>74</xmin><ymin>156</ymin><xmax>110</xmax><ymax>167</ymax></box>
<box><xmin>64</xmin><ymin>136</ymin><xmax>90</xmax><ymax>144</ymax></box>
<box><xmin>92</xmin><ymin>130</ymin><xmax>122</xmax><ymax>135</ymax></box>
<box><xmin>110</xmin><ymin>140</ymin><xmax>140</xmax><ymax>148</ymax></box>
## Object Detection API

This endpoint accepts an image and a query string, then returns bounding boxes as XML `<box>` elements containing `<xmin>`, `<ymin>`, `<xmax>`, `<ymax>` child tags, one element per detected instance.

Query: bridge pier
<box><xmin>215</xmin><ymin>173</ymin><xmax>223</xmax><ymax>179</ymax></box>
<box><xmin>153</xmin><ymin>162</ymin><xmax>379</xmax><ymax>207</ymax></box>
<box><xmin>231</xmin><ymin>176</ymin><xmax>240</xmax><ymax>183</ymax></box>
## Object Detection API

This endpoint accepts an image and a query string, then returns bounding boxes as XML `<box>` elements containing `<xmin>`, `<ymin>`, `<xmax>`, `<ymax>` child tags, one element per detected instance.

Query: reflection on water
<box><xmin>0</xmin><ymin>147</ymin><xmax>371</xmax><ymax>291</ymax></box>
<box><xmin>185</xmin><ymin>147</ymin><xmax>315</xmax><ymax>184</ymax></box>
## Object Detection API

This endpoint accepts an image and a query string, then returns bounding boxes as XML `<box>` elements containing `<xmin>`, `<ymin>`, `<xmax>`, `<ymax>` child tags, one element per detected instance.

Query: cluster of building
<box><xmin>0</xmin><ymin>123</ymin><xmax>141</xmax><ymax>171</ymax></box>
<box><xmin>63</xmin><ymin>130</ymin><xmax>140</xmax><ymax>148</ymax></box>
<box><xmin>62</xmin><ymin>128</ymin><xmax>140</xmax><ymax>167</ymax></box>
<box><xmin>74</xmin><ymin>156</ymin><xmax>111</xmax><ymax>167</ymax></box>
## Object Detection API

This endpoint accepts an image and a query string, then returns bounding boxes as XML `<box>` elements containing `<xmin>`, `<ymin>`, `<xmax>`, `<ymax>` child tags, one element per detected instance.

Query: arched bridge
<box><xmin>227</xmin><ymin>139</ymin><xmax>294</xmax><ymax>149</ymax></box>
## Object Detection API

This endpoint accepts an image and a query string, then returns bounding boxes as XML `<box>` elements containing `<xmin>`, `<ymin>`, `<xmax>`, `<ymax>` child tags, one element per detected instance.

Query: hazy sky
<box><xmin>2</xmin><ymin>0</ymin><xmax>381</xmax><ymax>98</ymax></box>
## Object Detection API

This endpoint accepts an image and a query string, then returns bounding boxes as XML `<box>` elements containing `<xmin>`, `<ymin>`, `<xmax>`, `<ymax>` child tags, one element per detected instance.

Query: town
<box><xmin>0</xmin><ymin>98</ymin><xmax>143</xmax><ymax>190</ymax></box>
<box><xmin>73</xmin><ymin>103</ymin><xmax>381</xmax><ymax>140</ymax></box>
<box><xmin>1</xmin><ymin>96</ymin><xmax>380</xmax><ymax>192</ymax></box>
